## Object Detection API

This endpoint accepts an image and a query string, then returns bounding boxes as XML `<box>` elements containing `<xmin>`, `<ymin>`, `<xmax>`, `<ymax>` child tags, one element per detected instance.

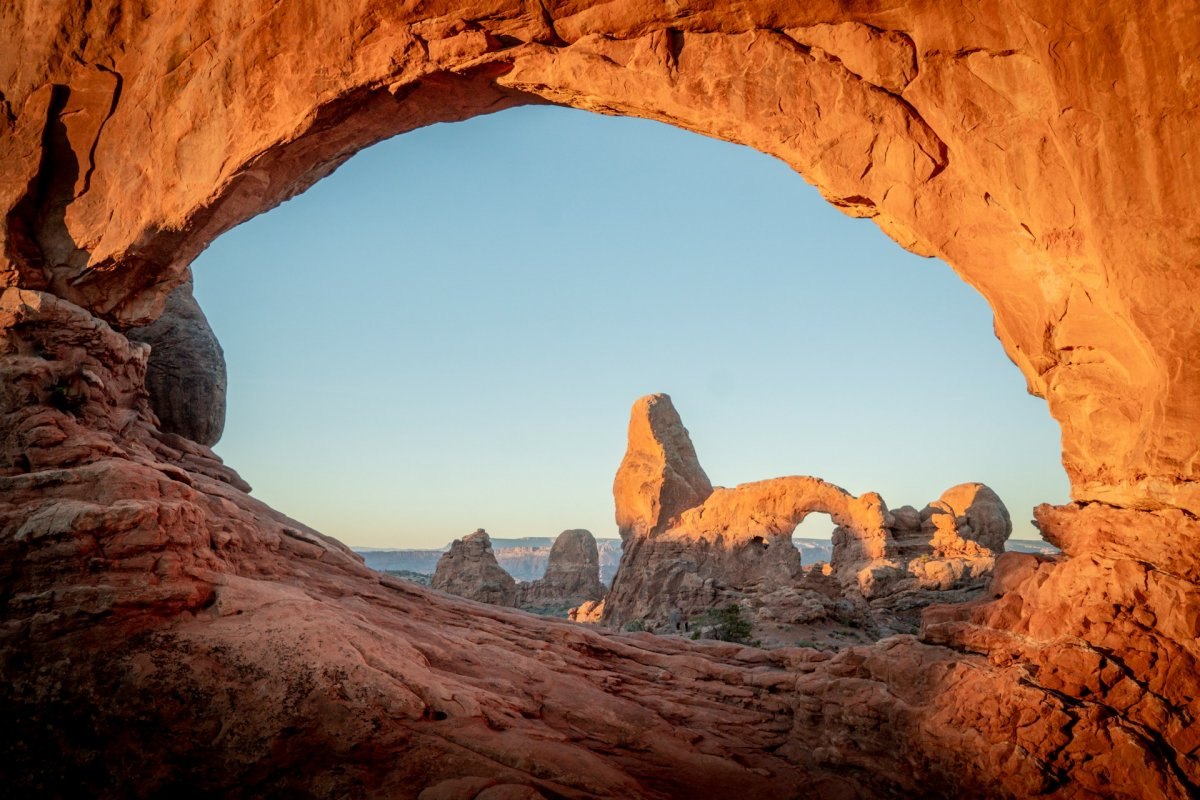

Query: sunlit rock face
<box><xmin>1</xmin><ymin>2</ymin><xmax>1198</xmax><ymax>797</ymax></box>
<box><xmin>2</xmin><ymin>1</ymin><xmax>1197</xmax><ymax>514</ymax></box>
<box><xmin>613</xmin><ymin>394</ymin><xmax>713</xmax><ymax>541</ymax></box>
<box><xmin>431</xmin><ymin>529</ymin><xmax>519</xmax><ymax>607</ymax></box>
<box><xmin>603</xmin><ymin>395</ymin><xmax>1011</xmax><ymax>638</ymax></box>
<box><xmin>923</xmin><ymin>482</ymin><xmax>1013</xmax><ymax>557</ymax></box>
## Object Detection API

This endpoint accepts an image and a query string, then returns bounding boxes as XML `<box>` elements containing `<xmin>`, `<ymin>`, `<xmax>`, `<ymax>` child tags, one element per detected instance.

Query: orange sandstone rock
<box><xmin>604</xmin><ymin>394</ymin><xmax>1009</xmax><ymax>633</ymax></box>
<box><xmin>612</xmin><ymin>394</ymin><xmax>712</xmax><ymax>540</ymax></box>
<box><xmin>2</xmin><ymin>1</ymin><xmax>1196</xmax><ymax>513</ymax></box>
<box><xmin>568</xmin><ymin>599</ymin><xmax>605</xmax><ymax>624</ymax></box>
<box><xmin>1</xmin><ymin>2</ymin><xmax>1198</xmax><ymax>797</ymax></box>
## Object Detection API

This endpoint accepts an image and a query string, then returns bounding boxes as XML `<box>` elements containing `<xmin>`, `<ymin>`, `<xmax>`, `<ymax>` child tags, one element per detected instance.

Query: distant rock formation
<box><xmin>924</xmin><ymin>482</ymin><xmax>1012</xmax><ymax>556</ymax></box>
<box><xmin>431</xmin><ymin>529</ymin><xmax>517</xmax><ymax>607</ymax></box>
<box><xmin>518</xmin><ymin>529</ymin><xmax>606</xmax><ymax>610</ymax></box>
<box><xmin>603</xmin><ymin>394</ymin><xmax>1012</xmax><ymax>640</ymax></box>
<box><xmin>613</xmin><ymin>394</ymin><xmax>713</xmax><ymax>541</ymax></box>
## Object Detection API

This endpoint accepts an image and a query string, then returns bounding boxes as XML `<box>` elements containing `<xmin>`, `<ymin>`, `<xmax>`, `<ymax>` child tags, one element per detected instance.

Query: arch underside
<box><xmin>1</xmin><ymin>2</ymin><xmax>1198</xmax><ymax>797</ymax></box>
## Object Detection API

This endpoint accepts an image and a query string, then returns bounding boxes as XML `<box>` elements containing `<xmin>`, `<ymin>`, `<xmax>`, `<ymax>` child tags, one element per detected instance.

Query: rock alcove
<box><xmin>2</xmin><ymin>3</ymin><xmax>1198</xmax><ymax>798</ymax></box>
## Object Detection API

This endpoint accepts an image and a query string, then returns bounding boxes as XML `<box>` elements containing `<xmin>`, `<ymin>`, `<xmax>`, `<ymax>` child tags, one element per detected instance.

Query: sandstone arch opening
<box><xmin>4</xmin><ymin>6</ymin><xmax>1197</xmax><ymax>797</ymax></box>
<box><xmin>184</xmin><ymin>105</ymin><xmax>1067</xmax><ymax>560</ymax></box>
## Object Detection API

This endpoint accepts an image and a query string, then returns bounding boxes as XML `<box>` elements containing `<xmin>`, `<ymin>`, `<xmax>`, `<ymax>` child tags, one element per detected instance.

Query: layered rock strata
<box><xmin>431</xmin><ymin>529</ymin><xmax>518</xmax><ymax>607</ymax></box>
<box><xmin>1</xmin><ymin>2</ymin><xmax>1198</xmax><ymax>797</ymax></box>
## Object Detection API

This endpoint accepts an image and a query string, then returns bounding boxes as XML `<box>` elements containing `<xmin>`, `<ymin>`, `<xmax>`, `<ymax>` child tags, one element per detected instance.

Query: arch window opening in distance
<box><xmin>191</xmin><ymin>105</ymin><xmax>1069</xmax><ymax>555</ymax></box>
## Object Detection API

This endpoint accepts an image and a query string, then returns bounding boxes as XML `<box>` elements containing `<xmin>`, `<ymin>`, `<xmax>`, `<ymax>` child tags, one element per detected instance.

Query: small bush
<box><xmin>624</xmin><ymin>619</ymin><xmax>647</xmax><ymax>633</ymax></box>
<box><xmin>712</xmin><ymin>604</ymin><xmax>754</xmax><ymax>644</ymax></box>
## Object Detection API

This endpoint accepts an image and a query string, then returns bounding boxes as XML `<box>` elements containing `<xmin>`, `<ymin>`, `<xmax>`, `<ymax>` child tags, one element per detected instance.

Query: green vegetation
<box><xmin>624</xmin><ymin>619</ymin><xmax>647</xmax><ymax>632</ymax></box>
<box><xmin>690</xmin><ymin>604</ymin><xmax>757</xmax><ymax>645</ymax></box>
<box><xmin>712</xmin><ymin>604</ymin><xmax>755</xmax><ymax>644</ymax></box>
<box><xmin>382</xmin><ymin>569</ymin><xmax>432</xmax><ymax>586</ymax></box>
<box><xmin>522</xmin><ymin>603</ymin><xmax>574</xmax><ymax>619</ymax></box>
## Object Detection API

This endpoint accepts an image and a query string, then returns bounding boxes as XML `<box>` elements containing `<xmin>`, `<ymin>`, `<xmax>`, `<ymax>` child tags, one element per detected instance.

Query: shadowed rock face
<box><xmin>1</xmin><ymin>3</ymin><xmax>1198</xmax><ymax>798</ymax></box>
<box><xmin>518</xmin><ymin>529</ymin><xmax>606</xmax><ymax>610</ymax></box>
<box><xmin>432</xmin><ymin>529</ymin><xmax>518</xmax><ymax>607</ymax></box>
<box><xmin>127</xmin><ymin>278</ymin><xmax>226</xmax><ymax>446</ymax></box>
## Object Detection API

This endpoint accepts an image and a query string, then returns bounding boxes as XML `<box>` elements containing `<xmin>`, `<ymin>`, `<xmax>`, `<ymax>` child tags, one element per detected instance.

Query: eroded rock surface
<box><xmin>1</xmin><ymin>242</ymin><xmax>1197</xmax><ymax>800</ymax></box>
<box><xmin>603</xmin><ymin>395</ymin><xmax>1011</xmax><ymax>641</ymax></box>
<box><xmin>517</xmin><ymin>529</ymin><xmax>606</xmax><ymax>612</ymax></box>
<box><xmin>127</xmin><ymin>277</ymin><xmax>227</xmax><ymax>446</ymax></box>
<box><xmin>924</xmin><ymin>482</ymin><xmax>1013</xmax><ymax>555</ymax></box>
<box><xmin>1</xmin><ymin>2</ymin><xmax>1198</xmax><ymax>797</ymax></box>
<box><xmin>2</xmin><ymin>1</ymin><xmax>1197</xmax><ymax>514</ymax></box>
<box><xmin>613</xmin><ymin>394</ymin><xmax>713</xmax><ymax>541</ymax></box>
<box><xmin>569</xmin><ymin>599</ymin><xmax>605</xmax><ymax>624</ymax></box>
<box><xmin>431</xmin><ymin>529</ymin><xmax>518</xmax><ymax>607</ymax></box>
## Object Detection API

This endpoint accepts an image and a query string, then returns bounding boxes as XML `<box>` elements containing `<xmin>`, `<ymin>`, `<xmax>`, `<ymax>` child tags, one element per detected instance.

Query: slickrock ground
<box><xmin>1</xmin><ymin>2</ymin><xmax>1198</xmax><ymax>797</ymax></box>
<box><xmin>603</xmin><ymin>395</ymin><xmax>1011</xmax><ymax>643</ymax></box>
<box><xmin>518</xmin><ymin>529</ymin><xmax>606</xmax><ymax>613</ymax></box>
<box><xmin>432</xmin><ymin>529</ymin><xmax>519</xmax><ymax>607</ymax></box>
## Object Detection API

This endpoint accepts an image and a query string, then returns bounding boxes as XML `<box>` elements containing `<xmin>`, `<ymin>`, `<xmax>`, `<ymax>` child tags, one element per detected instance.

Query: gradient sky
<box><xmin>192</xmin><ymin>105</ymin><xmax>1069</xmax><ymax>548</ymax></box>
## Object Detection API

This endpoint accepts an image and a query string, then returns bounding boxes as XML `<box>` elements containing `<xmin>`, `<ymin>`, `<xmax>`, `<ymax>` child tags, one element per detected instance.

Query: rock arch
<box><xmin>4</xmin><ymin>3</ymin><xmax>1196</xmax><ymax>514</ymax></box>
<box><xmin>1</xmin><ymin>3</ymin><xmax>1198</xmax><ymax>797</ymax></box>
<box><xmin>603</xmin><ymin>395</ymin><xmax>1016</xmax><ymax>629</ymax></box>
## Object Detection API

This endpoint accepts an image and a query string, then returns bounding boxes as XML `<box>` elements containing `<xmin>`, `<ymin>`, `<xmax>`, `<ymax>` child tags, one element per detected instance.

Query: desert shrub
<box><xmin>624</xmin><ymin>619</ymin><xmax>647</xmax><ymax>632</ymax></box>
<box><xmin>712</xmin><ymin>604</ymin><xmax>754</xmax><ymax>644</ymax></box>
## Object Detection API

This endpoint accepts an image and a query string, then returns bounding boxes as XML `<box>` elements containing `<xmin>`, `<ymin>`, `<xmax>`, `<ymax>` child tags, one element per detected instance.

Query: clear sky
<box><xmin>192</xmin><ymin>105</ymin><xmax>1069</xmax><ymax>548</ymax></box>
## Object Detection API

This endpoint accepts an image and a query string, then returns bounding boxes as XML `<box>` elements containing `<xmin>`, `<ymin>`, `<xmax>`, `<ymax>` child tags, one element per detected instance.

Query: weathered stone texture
<box><xmin>518</xmin><ymin>529</ymin><xmax>606</xmax><ymax>609</ymax></box>
<box><xmin>431</xmin><ymin>529</ymin><xmax>520</xmax><ymax>607</ymax></box>
<box><xmin>603</xmin><ymin>395</ymin><xmax>1011</xmax><ymax>636</ymax></box>
<box><xmin>128</xmin><ymin>277</ymin><xmax>227</xmax><ymax>446</ymax></box>
<box><xmin>1</xmin><ymin>2</ymin><xmax>1198</xmax><ymax>797</ymax></box>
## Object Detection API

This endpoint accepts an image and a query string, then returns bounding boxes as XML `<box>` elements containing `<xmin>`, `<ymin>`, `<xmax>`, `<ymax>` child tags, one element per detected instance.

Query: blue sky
<box><xmin>192</xmin><ymin>105</ymin><xmax>1068</xmax><ymax>548</ymax></box>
